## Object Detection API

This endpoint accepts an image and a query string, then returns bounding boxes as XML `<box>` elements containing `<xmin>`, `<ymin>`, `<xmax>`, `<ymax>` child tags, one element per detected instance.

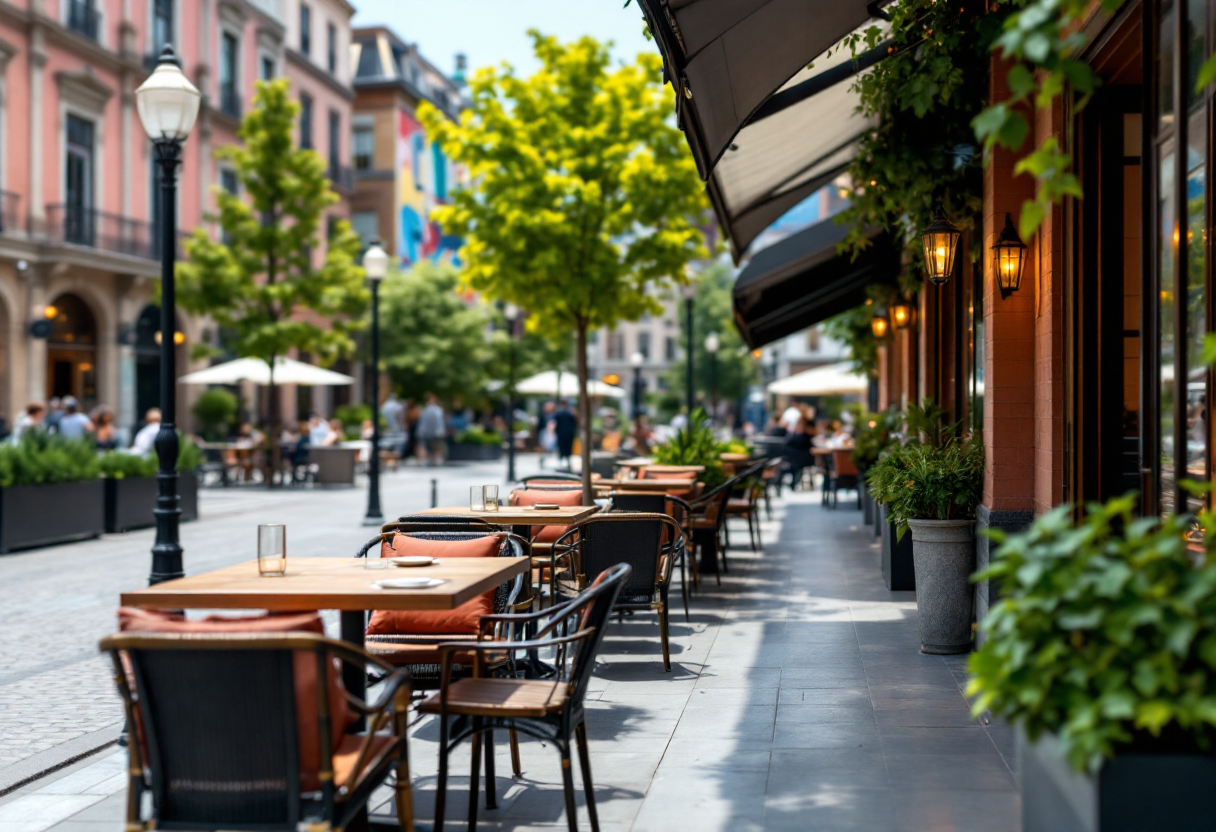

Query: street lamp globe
<box><xmin>504</xmin><ymin>303</ymin><xmax>520</xmax><ymax>322</ymax></box>
<box><xmin>682</xmin><ymin>281</ymin><xmax>697</xmax><ymax>300</ymax></box>
<box><xmin>704</xmin><ymin>332</ymin><xmax>720</xmax><ymax>354</ymax></box>
<box><xmin>362</xmin><ymin>239</ymin><xmax>389</xmax><ymax>283</ymax></box>
<box><xmin>135</xmin><ymin>46</ymin><xmax>201</xmax><ymax>143</ymax></box>
<box><xmin>630</xmin><ymin>350</ymin><xmax>645</xmax><ymax>368</ymax></box>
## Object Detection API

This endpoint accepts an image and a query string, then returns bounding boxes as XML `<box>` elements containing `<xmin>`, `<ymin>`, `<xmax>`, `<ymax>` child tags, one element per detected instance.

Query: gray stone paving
<box><xmin>2</xmin><ymin>485</ymin><xmax>1022</xmax><ymax>831</ymax></box>
<box><xmin>0</xmin><ymin>458</ymin><xmax>545</xmax><ymax>781</ymax></box>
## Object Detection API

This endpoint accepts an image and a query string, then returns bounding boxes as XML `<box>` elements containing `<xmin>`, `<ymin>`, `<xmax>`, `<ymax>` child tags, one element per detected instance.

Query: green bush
<box><xmin>454</xmin><ymin>426</ymin><xmax>502</xmax><ymax>446</ymax></box>
<box><xmin>0</xmin><ymin>433</ymin><xmax>101</xmax><ymax>488</ymax></box>
<box><xmin>651</xmin><ymin>408</ymin><xmax>725</xmax><ymax>489</ymax></box>
<box><xmin>720</xmin><ymin>439</ymin><xmax>751</xmax><ymax>456</ymax></box>
<box><xmin>851</xmin><ymin>407</ymin><xmax>901</xmax><ymax>470</ymax></box>
<box><xmin>98</xmin><ymin>436</ymin><xmax>203</xmax><ymax>479</ymax></box>
<box><xmin>968</xmin><ymin>496</ymin><xmax>1216</xmax><ymax>772</ymax></box>
<box><xmin>335</xmin><ymin>403</ymin><xmax>372</xmax><ymax>428</ymax></box>
<box><xmin>190</xmin><ymin>389</ymin><xmax>238</xmax><ymax>441</ymax></box>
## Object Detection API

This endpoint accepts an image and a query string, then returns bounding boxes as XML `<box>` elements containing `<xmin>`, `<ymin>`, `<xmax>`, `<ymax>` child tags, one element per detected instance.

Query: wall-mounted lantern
<box><xmin>921</xmin><ymin>208</ymin><xmax>961</xmax><ymax>285</ymax></box>
<box><xmin>891</xmin><ymin>300</ymin><xmax>914</xmax><ymax>330</ymax></box>
<box><xmin>870</xmin><ymin>310</ymin><xmax>890</xmax><ymax>339</ymax></box>
<box><xmin>992</xmin><ymin>212</ymin><xmax>1027</xmax><ymax>299</ymax></box>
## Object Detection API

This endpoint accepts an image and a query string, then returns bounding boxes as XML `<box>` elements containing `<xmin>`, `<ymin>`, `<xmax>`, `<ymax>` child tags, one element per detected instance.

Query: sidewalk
<box><xmin>1</xmin><ymin>488</ymin><xmax>1020</xmax><ymax>831</ymax></box>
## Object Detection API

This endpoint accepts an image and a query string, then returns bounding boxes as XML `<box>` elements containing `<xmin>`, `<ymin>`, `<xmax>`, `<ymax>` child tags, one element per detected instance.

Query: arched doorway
<box><xmin>46</xmin><ymin>293</ymin><xmax>98</xmax><ymax>409</ymax></box>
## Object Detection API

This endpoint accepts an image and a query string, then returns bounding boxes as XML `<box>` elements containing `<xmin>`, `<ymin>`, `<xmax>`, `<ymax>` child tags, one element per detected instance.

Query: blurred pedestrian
<box><xmin>44</xmin><ymin>397</ymin><xmax>64</xmax><ymax>433</ymax></box>
<box><xmin>57</xmin><ymin>397</ymin><xmax>94</xmax><ymax>440</ymax></box>
<box><xmin>416</xmin><ymin>394</ymin><xmax>447</xmax><ymax>466</ymax></box>
<box><xmin>10</xmin><ymin>402</ymin><xmax>45</xmax><ymax>444</ymax></box>
<box><xmin>553</xmin><ymin>398</ymin><xmax>577</xmax><ymax>468</ymax></box>
<box><xmin>132</xmin><ymin>408</ymin><xmax>162</xmax><ymax>455</ymax></box>
<box><xmin>322</xmin><ymin>418</ymin><xmax>343</xmax><ymax>446</ymax></box>
<box><xmin>93</xmin><ymin>407</ymin><xmax>118</xmax><ymax>450</ymax></box>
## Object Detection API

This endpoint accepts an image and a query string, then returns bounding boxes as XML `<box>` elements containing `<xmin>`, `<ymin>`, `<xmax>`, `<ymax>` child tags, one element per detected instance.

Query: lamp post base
<box><xmin>362</xmin><ymin>514</ymin><xmax>385</xmax><ymax>527</ymax></box>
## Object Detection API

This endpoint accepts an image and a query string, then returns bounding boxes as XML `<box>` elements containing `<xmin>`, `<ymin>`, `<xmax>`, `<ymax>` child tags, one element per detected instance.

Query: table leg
<box><xmin>695</xmin><ymin>528</ymin><xmax>719</xmax><ymax>578</ymax></box>
<box><xmin>340</xmin><ymin>610</ymin><xmax>367</xmax><ymax>724</ymax></box>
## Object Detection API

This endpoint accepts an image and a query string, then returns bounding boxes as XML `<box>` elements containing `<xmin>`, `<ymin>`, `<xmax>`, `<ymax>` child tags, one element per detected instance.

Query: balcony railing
<box><xmin>0</xmin><ymin>191</ymin><xmax>21</xmax><ymax>236</ymax></box>
<box><xmin>327</xmin><ymin>162</ymin><xmax>354</xmax><ymax>192</ymax></box>
<box><xmin>218</xmin><ymin>85</ymin><xmax>242</xmax><ymax>120</ymax></box>
<box><xmin>45</xmin><ymin>204</ymin><xmax>168</xmax><ymax>260</ymax></box>
<box><xmin>66</xmin><ymin>0</ymin><xmax>101</xmax><ymax>42</ymax></box>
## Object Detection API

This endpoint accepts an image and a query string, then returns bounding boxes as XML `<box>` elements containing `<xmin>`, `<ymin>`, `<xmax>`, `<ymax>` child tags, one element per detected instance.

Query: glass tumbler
<box><xmin>257</xmin><ymin>524</ymin><xmax>286</xmax><ymax>576</ymax></box>
<box><xmin>470</xmin><ymin>485</ymin><xmax>485</xmax><ymax>511</ymax></box>
<box><xmin>483</xmin><ymin>485</ymin><xmax>500</xmax><ymax>511</ymax></box>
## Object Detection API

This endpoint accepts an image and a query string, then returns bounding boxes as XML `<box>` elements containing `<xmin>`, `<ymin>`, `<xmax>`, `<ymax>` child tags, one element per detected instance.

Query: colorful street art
<box><xmin>397</xmin><ymin>110</ymin><xmax>462</xmax><ymax>265</ymax></box>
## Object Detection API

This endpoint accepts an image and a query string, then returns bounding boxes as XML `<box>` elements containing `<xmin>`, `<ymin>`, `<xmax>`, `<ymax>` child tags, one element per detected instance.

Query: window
<box><xmin>665</xmin><ymin>337</ymin><xmax>677</xmax><ymax>362</ymax></box>
<box><xmin>67</xmin><ymin>0</ymin><xmax>100</xmax><ymax>41</ymax></box>
<box><xmin>327</xmin><ymin>109</ymin><xmax>340</xmax><ymax>170</ymax></box>
<box><xmin>152</xmin><ymin>0</ymin><xmax>173</xmax><ymax>53</ymax></box>
<box><xmin>607</xmin><ymin>331</ymin><xmax>625</xmax><ymax>361</ymax></box>
<box><xmin>64</xmin><ymin>115</ymin><xmax>95</xmax><ymax>245</ymax></box>
<box><xmin>352</xmin><ymin>126</ymin><xmax>374</xmax><ymax>170</ymax></box>
<box><xmin>806</xmin><ymin>328</ymin><xmax>820</xmax><ymax>352</ymax></box>
<box><xmin>356</xmin><ymin>40</ymin><xmax>381</xmax><ymax>77</ymax></box>
<box><xmin>299</xmin><ymin>3</ymin><xmax>311</xmax><ymax>55</ymax></box>
<box><xmin>219</xmin><ymin>31</ymin><xmax>239</xmax><ymax>117</ymax></box>
<box><xmin>327</xmin><ymin>22</ymin><xmax>337</xmax><ymax>74</ymax></box>
<box><xmin>326</xmin><ymin>215</ymin><xmax>339</xmax><ymax>241</ymax></box>
<box><xmin>299</xmin><ymin>93</ymin><xmax>313</xmax><ymax>149</ymax></box>
<box><xmin>219</xmin><ymin>168</ymin><xmax>238</xmax><ymax>244</ymax></box>
<box><xmin>261</xmin><ymin>56</ymin><xmax>275</xmax><ymax>81</ymax></box>
<box><xmin>351</xmin><ymin>211</ymin><xmax>379</xmax><ymax>247</ymax></box>
<box><xmin>637</xmin><ymin>332</ymin><xmax>651</xmax><ymax>360</ymax></box>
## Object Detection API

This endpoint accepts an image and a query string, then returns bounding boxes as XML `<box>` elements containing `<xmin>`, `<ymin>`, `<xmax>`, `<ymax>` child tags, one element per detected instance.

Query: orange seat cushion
<box><xmin>333</xmin><ymin>733</ymin><xmax>397</xmax><ymax>788</ymax></box>
<box><xmin>642</xmin><ymin>469</ymin><xmax>698</xmax><ymax>480</ymax></box>
<box><xmin>510</xmin><ymin>487</ymin><xmax>584</xmax><ymax>542</ymax></box>
<box><xmin>367</xmin><ymin>534</ymin><xmax>504</xmax><ymax>636</ymax></box>
<box><xmin>118</xmin><ymin>608</ymin><xmax>355</xmax><ymax>792</ymax></box>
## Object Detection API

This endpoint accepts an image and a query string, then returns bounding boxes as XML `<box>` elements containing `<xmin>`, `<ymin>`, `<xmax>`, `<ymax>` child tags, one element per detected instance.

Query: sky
<box><xmin>350</xmin><ymin>0</ymin><xmax>655</xmax><ymax>78</ymax></box>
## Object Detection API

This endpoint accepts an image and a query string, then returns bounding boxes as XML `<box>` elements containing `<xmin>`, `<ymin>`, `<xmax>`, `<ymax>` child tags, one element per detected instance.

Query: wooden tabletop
<box><xmin>119</xmin><ymin>557</ymin><xmax>530</xmax><ymax>612</ymax></box>
<box><xmin>603</xmin><ymin>478</ymin><xmax>699</xmax><ymax>493</ymax></box>
<box><xmin>418</xmin><ymin>505</ymin><xmax>600</xmax><ymax>525</ymax></box>
<box><xmin>615</xmin><ymin>457</ymin><xmax>653</xmax><ymax>469</ymax></box>
<box><xmin>638</xmin><ymin>464</ymin><xmax>706</xmax><ymax>474</ymax></box>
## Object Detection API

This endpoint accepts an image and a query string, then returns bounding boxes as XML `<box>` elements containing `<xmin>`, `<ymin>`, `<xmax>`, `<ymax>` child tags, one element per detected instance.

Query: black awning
<box><xmin>732</xmin><ymin>218</ymin><xmax>896</xmax><ymax>349</ymax></box>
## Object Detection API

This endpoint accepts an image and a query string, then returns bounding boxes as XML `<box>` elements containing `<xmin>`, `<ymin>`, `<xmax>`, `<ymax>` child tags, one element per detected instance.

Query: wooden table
<box><xmin>416</xmin><ymin>505</ymin><xmax>600</xmax><ymax>525</ymax></box>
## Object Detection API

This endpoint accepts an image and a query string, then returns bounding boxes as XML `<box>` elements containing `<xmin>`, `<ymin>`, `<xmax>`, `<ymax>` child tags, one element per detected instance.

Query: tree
<box><xmin>177</xmin><ymin>80</ymin><xmax>367</xmax><ymax>480</ymax></box>
<box><xmin>376</xmin><ymin>261</ymin><xmax>493</xmax><ymax>405</ymax></box>
<box><xmin>661</xmin><ymin>261</ymin><xmax>757</xmax><ymax>418</ymax></box>
<box><xmin>419</xmin><ymin>32</ymin><xmax>710</xmax><ymax>499</ymax></box>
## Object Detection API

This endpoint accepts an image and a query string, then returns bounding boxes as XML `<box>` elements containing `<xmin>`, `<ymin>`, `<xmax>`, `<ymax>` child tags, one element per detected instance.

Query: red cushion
<box><xmin>366</xmin><ymin>534</ymin><xmax>504</xmax><ymax>636</ymax></box>
<box><xmin>118</xmin><ymin>608</ymin><xmax>354</xmax><ymax>792</ymax></box>
<box><xmin>510</xmin><ymin>488</ymin><xmax>584</xmax><ymax>541</ymax></box>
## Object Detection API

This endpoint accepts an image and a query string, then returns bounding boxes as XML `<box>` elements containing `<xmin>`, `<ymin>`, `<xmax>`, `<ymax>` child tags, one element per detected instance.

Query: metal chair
<box><xmin>609</xmin><ymin>491</ymin><xmax>691</xmax><ymax>620</ymax></box>
<box><xmin>828</xmin><ymin>449</ymin><xmax>862</xmax><ymax>510</ymax></box>
<box><xmin>519</xmin><ymin>472</ymin><xmax>581</xmax><ymax>484</ymax></box>
<box><xmin>420</xmin><ymin>563</ymin><xmax>631</xmax><ymax>832</ymax></box>
<box><xmin>99</xmin><ymin>631</ymin><xmax>412</xmax><ymax>832</ymax></box>
<box><xmin>725</xmin><ymin>463</ymin><xmax>767</xmax><ymax>551</ymax></box>
<box><xmin>551</xmin><ymin>513</ymin><xmax>682</xmax><ymax>672</ymax></box>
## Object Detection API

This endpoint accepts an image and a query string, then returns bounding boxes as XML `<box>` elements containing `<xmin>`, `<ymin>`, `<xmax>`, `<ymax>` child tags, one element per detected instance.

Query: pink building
<box><xmin>0</xmin><ymin>0</ymin><xmax>356</xmax><ymax>435</ymax></box>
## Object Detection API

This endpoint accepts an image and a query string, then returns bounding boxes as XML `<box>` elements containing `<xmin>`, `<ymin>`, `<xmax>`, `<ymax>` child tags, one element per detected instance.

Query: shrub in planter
<box><xmin>0</xmin><ymin>433</ymin><xmax>104</xmax><ymax>552</ymax></box>
<box><xmin>651</xmin><ymin>409</ymin><xmax>725</xmax><ymax>490</ymax></box>
<box><xmin>190</xmin><ymin>388</ymin><xmax>238</xmax><ymax>442</ymax></box>
<box><xmin>101</xmin><ymin>439</ymin><xmax>203</xmax><ymax>532</ymax></box>
<box><xmin>866</xmin><ymin>400</ymin><xmax>983</xmax><ymax>653</ymax></box>
<box><xmin>969</xmin><ymin>496</ymin><xmax>1216</xmax><ymax>830</ymax></box>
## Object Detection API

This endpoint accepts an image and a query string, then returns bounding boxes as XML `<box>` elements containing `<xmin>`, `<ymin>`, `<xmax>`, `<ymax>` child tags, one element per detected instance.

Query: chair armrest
<box><xmin>358</xmin><ymin>667</ymin><xmax>412</xmax><ymax>716</ymax></box>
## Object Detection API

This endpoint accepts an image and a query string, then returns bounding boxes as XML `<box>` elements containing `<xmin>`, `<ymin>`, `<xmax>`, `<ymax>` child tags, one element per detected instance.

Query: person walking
<box><xmin>56</xmin><ymin>397</ymin><xmax>94</xmax><ymax>440</ymax></box>
<box><xmin>10</xmin><ymin>402</ymin><xmax>45</xmax><ymax>444</ymax></box>
<box><xmin>44</xmin><ymin>397</ymin><xmax>64</xmax><ymax>434</ymax></box>
<box><xmin>92</xmin><ymin>407</ymin><xmax>118</xmax><ymax>450</ymax></box>
<box><xmin>553</xmin><ymin>398</ymin><xmax>577</xmax><ymax>469</ymax></box>
<box><xmin>416</xmin><ymin>394</ymin><xmax>447</xmax><ymax>466</ymax></box>
<box><xmin>132</xmin><ymin>408</ymin><xmax>162</xmax><ymax>455</ymax></box>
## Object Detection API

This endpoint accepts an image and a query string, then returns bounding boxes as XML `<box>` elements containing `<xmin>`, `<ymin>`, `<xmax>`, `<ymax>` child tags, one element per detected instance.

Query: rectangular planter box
<box><xmin>880</xmin><ymin>503</ymin><xmax>915</xmax><ymax>591</ymax></box>
<box><xmin>104</xmin><ymin>473</ymin><xmax>199</xmax><ymax>533</ymax></box>
<box><xmin>861</xmin><ymin>481</ymin><xmax>873</xmax><ymax>525</ymax></box>
<box><xmin>447</xmin><ymin>443</ymin><xmax>503</xmax><ymax>461</ymax></box>
<box><xmin>0</xmin><ymin>480</ymin><xmax>105</xmax><ymax>553</ymax></box>
<box><xmin>1020</xmin><ymin>728</ymin><xmax>1216</xmax><ymax>832</ymax></box>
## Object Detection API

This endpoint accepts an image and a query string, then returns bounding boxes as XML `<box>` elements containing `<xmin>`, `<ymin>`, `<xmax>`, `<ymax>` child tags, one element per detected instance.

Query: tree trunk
<box><xmin>576</xmin><ymin>321</ymin><xmax>593</xmax><ymax>504</ymax></box>
<box><xmin>267</xmin><ymin>359</ymin><xmax>280</xmax><ymax>487</ymax></box>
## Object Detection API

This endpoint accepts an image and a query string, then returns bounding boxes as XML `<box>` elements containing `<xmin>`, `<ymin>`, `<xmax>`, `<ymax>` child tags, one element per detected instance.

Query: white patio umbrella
<box><xmin>515</xmin><ymin>370</ymin><xmax>626</xmax><ymax>399</ymax></box>
<box><xmin>177</xmin><ymin>356</ymin><xmax>355</xmax><ymax>386</ymax></box>
<box><xmin>766</xmin><ymin>362</ymin><xmax>869</xmax><ymax>396</ymax></box>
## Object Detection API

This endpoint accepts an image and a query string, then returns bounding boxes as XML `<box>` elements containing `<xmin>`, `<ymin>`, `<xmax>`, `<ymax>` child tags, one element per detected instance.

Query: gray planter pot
<box><xmin>105</xmin><ymin>473</ymin><xmax>198</xmax><ymax>533</ymax></box>
<box><xmin>880</xmin><ymin>504</ymin><xmax>915</xmax><ymax>591</ymax></box>
<box><xmin>1020</xmin><ymin>727</ymin><xmax>1216</xmax><ymax>831</ymax></box>
<box><xmin>906</xmin><ymin>518</ymin><xmax>975</xmax><ymax>654</ymax></box>
<box><xmin>446</xmin><ymin>442</ymin><xmax>503</xmax><ymax>461</ymax></box>
<box><xmin>0</xmin><ymin>480</ymin><xmax>105</xmax><ymax>553</ymax></box>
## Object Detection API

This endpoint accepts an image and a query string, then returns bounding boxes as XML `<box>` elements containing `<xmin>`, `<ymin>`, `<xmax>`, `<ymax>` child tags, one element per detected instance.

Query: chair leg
<box><xmin>747</xmin><ymin>513</ymin><xmax>757</xmax><ymax>551</ymax></box>
<box><xmin>680</xmin><ymin>555</ymin><xmax>690</xmax><ymax>622</ymax></box>
<box><xmin>559</xmin><ymin>740</ymin><xmax>579</xmax><ymax>832</ymax></box>
<box><xmin>658</xmin><ymin>604</ymin><xmax>671</xmax><ymax>672</ymax></box>
<box><xmin>395</xmin><ymin>741</ymin><xmax>415</xmax><ymax>832</ymax></box>
<box><xmin>435</xmin><ymin>716</ymin><xmax>450</xmax><ymax>832</ymax></box>
<box><xmin>723</xmin><ymin>519</ymin><xmax>732</xmax><ymax>550</ymax></box>
<box><xmin>509</xmin><ymin>729</ymin><xmax>522</xmax><ymax>777</ymax></box>
<box><xmin>575</xmin><ymin>722</ymin><xmax>601</xmax><ymax>832</ymax></box>
<box><xmin>484</xmin><ymin>727</ymin><xmax>497</xmax><ymax>810</ymax></box>
<box><xmin>468</xmin><ymin>724</ymin><xmax>482</xmax><ymax>832</ymax></box>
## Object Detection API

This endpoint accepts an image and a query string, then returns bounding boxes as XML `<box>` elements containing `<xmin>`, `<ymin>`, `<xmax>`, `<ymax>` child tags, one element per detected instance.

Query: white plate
<box><xmin>389</xmin><ymin>556</ymin><xmax>436</xmax><ymax>568</ymax></box>
<box><xmin>374</xmin><ymin>577</ymin><xmax>447</xmax><ymax>590</ymax></box>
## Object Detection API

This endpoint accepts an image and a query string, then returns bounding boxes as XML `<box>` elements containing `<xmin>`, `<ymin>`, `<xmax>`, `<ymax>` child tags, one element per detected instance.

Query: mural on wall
<box><xmin>397</xmin><ymin>110</ymin><xmax>463</xmax><ymax>265</ymax></box>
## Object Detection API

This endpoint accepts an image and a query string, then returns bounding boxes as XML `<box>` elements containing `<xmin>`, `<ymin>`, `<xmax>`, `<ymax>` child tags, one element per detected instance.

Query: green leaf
<box><xmin>1134</xmin><ymin>701</ymin><xmax>1174</xmax><ymax>735</ymax></box>
<box><xmin>1197</xmin><ymin>52</ymin><xmax>1216</xmax><ymax>92</ymax></box>
<box><xmin>1018</xmin><ymin>200</ymin><xmax>1047</xmax><ymax>239</ymax></box>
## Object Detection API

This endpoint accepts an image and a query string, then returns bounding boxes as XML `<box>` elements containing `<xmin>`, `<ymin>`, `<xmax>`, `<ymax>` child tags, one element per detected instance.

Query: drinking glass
<box><xmin>257</xmin><ymin>524</ymin><xmax>286</xmax><ymax>576</ymax></box>
<box><xmin>469</xmin><ymin>485</ymin><xmax>485</xmax><ymax>511</ymax></box>
<box><xmin>483</xmin><ymin>485</ymin><xmax>500</xmax><ymax>511</ymax></box>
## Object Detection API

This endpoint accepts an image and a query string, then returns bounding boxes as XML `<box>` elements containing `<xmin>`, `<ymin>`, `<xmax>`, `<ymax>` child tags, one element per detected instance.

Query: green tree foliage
<box><xmin>190</xmin><ymin>388</ymin><xmax>238</xmax><ymax>441</ymax></box>
<box><xmin>661</xmin><ymin>261</ymin><xmax>757</xmax><ymax>413</ymax></box>
<box><xmin>650</xmin><ymin>408</ymin><xmax>726</xmax><ymax>490</ymax></box>
<box><xmin>176</xmin><ymin>79</ymin><xmax>367</xmax><ymax>474</ymax></box>
<box><xmin>419</xmin><ymin>32</ymin><xmax>710</xmax><ymax>498</ymax></box>
<box><xmin>376</xmin><ymin>262</ymin><xmax>493</xmax><ymax>405</ymax></box>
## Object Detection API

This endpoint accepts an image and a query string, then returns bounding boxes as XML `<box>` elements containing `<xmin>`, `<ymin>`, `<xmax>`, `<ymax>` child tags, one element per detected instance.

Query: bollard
<box><xmin>430</xmin><ymin>478</ymin><xmax>438</xmax><ymax>508</ymax></box>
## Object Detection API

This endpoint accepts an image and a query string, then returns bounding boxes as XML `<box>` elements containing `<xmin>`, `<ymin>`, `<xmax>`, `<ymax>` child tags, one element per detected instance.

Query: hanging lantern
<box><xmin>870</xmin><ymin>310</ymin><xmax>890</xmax><ymax>339</ymax></box>
<box><xmin>920</xmin><ymin>208</ymin><xmax>962</xmax><ymax>285</ymax></box>
<box><xmin>891</xmin><ymin>300</ymin><xmax>914</xmax><ymax>330</ymax></box>
<box><xmin>992</xmin><ymin>212</ymin><xmax>1027</xmax><ymax>299</ymax></box>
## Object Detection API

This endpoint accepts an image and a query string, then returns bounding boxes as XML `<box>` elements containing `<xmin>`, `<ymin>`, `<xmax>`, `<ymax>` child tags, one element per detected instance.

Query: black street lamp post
<box><xmin>136</xmin><ymin>45</ymin><xmax>200</xmax><ymax>585</ymax></box>
<box><xmin>630</xmin><ymin>350</ymin><xmax>644</xmax><ymax>420</ymax></box>
<box><xmin>504</xmin><ymin>303</ymin><xmax>519</xmax><ymax>483</ymax></box>
<box><xmin>705</xmin><ymin>332</ymin><xmax>720</xmax><ymax>425</ymax></box>
<box><xmin>683</xmin><ymin>282</ymin><xmax>695</xmax><ymax>415</ymax></box>
<box><xmin>362</xmin><ymin>239</ymin><xmax>388</xmax><ymax>526</ymax></box>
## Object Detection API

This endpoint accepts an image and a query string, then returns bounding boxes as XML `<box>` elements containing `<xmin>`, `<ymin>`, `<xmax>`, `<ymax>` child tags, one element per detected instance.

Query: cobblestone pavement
<box><xmin>5</xmin><ymin>489</ymin><xmax>1021</xmax><ymax>832</ymax></box>
<box><xmin>0</xmin><ymin>457</ymin><xmax>547</xmax><ymax>781</ymax></box>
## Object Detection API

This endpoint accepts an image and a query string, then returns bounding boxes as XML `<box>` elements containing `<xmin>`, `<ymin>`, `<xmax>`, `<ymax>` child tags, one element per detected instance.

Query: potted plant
<box><xmin>867</xmin><ymin>400</ymin><xmax>983</xmax><ymax>652</ymax></box>
<box><xmin>852</xmin><ymin>407</ymin><xmax>900</xmax><ymax>529</ymax></box>
<box><xmin>190</xmin><ymin>388</ymin><xmax>238</xmax><ymax>442</ymax></box>
<box><xmin>447</xmin><ymin>426</ymin><xmax>503</xmax><ymax>461</ymax></box>
<box><xmin>101</xmin><ymin>439</ymin><xmax>203</xmax><ymax>533</ymax></box>
<box><xmin>969</xmin><ymin>495</ymin><xmax>1216</xmax><ymax>830</ymax></box>
<box><xmin>650</xmin><ymin>409</ymin><xmax>726</xmax><ymax>490</ymax></box>
<box><xmin>0</xmin><ymin>433</ymin><xmax>104</xmax><ymax>552</ymax></box>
